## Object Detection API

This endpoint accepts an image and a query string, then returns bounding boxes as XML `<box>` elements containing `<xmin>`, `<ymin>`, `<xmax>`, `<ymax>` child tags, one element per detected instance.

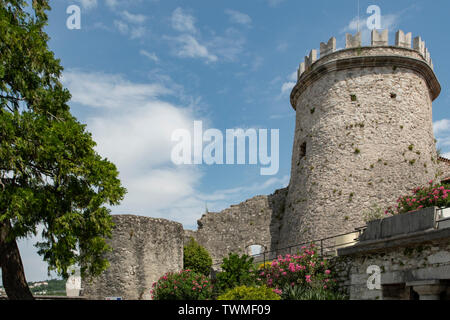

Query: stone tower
<box><xmin>279</xmin><ymin>30</ymin><xmax>441</xmax><ymax>247</ymax></box>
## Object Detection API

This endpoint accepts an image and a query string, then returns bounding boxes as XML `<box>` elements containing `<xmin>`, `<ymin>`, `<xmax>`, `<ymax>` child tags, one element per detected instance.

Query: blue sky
<box><xmin>3</xmin><ymin>0</ymin><xmax>450</xmax><ymax>283</ymax></box>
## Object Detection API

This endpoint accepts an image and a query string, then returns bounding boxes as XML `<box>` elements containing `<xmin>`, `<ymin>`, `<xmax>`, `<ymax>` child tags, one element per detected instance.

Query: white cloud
<box><xmin>443</xmin><ymin>152</ymin><xmax>450</xmax><ymax>159</ymax></box>
<box><xmin>434</xmin><ymin>119</ymin><xmax>450</xmax><ymax>156</ymax></box>
<box><xmin>122</xmin><ymin>10</ymin><xmax>147</xmax><ymax>24</ymax></box>
<box><xmin>62</xmin><ymin>70</ymin><xmax>205</xmax><ymax>225</ymax></box>
<box><xmin>130</xmin><ymin>26</ymin><xmax>146</xmax><ymax>39</ymax></box>
<box><xmin>167</xmin><ymin>9</ymin><xmax>246</xmax><ymax>64</ymax></box>
<box><xmin>105</xmin><ymin>0</ymin><xmax>146</xmax><ymax>10</ymax></box>
<box><xmin>171</xmin><ymin>34</ymin><xmax>218</xmax><ymax>63</ymax></box>
<box><xmin>114</xmin><ymin>20</ymin><xmax>129</xmax><ymax>34</ymax></box>
<box><xmin>171</xmin><ymin>7</ymin><xmax>197</xmax><ymax>33</ymax></box>
<box><xmin>288</xmin><ymin>71</ymin><xmax>297</xmax><ymax>82</ymax></box>
<box><xmin>75</xmin><ymin>0</ymin><xmax>98</xmax><ymax>10</ymax></box>
<box><xmin>434</xmin><ymin>119</ymin><xmax>450</xmax><ymax>135</ymax></box>
<box><xmin>208</xmin><ymin>28</ymin><xmax>246</xmax><ymax>62</ymax></box>
<box><xmin>279</xmin><ymin>70</ymin><xmax>297</xmax><ymax>96</ymax></box>
<box><xmin>112</xmin><ymin>10</ymin><xmax>148</xmax><ymax>39</ymax></box>
<box><xmin>140</xmin><ymin>50</ymin><xmax>159</xmax><ymax>62</ymax></box>
<box><xmin>225</xmin><ymin>9</ymin><xmax>252</xmax><ymax>25</ymax></box>
<box><xmin>62</xmin><ymin>71</ymin><xmax>171</xmax><ymax>109</ymax></box>
<box><xmin>281</xmin><ymin>82</ymin><xmax>295</xmax><ymax>95</ymax></box>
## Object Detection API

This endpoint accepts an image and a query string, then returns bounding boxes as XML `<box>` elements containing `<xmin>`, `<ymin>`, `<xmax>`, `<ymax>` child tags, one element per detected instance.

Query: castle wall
<box><xmin>334</xmin><ymin>227</ymin><xmax>450</xmax><ymax>300</ymax></box>
<box><xmin>82</xmin><ymin>215</ymin><xmax>184</xmax><ymax>300</ymax></box>
<box><xmin>185</xmin><ymin>188</ymin><xmax>288</xmax><ymax>267</ymax></box>
<box><xmin>281</xmin><ymin>41</ymin><xmax>441</xmax><ymax>246</ymax></box>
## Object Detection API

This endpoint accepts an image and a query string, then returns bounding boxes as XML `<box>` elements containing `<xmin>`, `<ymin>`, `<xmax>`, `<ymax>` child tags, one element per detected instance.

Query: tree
<box><xmin>0</xmin><ymin>1</ymin><xmax>126</xmax><ymax>299</ymax></box>
<box><xmin>183</xmin><ymin>237</ymin><xmax>212</xmax><ymax>276</ymax></box>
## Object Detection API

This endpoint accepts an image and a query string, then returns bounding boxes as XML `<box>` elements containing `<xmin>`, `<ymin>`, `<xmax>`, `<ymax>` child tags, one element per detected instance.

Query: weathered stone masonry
<box><xmin>82</xmin><ymin>216</ymin><xmax>183</xmax><ymax>300</ymax></box>
<box><xmin>281</xmin><ymin>30</ymin><xmax>441</xmax><ymax>246</ymax></box>
<box><xmin>185</xmin><ymin>188</ymin><xmax>288</xmax><ymax>266</ymax></box>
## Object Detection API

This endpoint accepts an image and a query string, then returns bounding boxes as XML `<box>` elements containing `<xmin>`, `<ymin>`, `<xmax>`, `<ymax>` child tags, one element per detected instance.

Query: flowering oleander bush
<box><xmin>151</xmin><ymin>270</ymin><xmax>214</xmax><ymax>300</ymax></box>
<box><xmin>256</xmin><ymin>244</ymin><xmax>336</xmax><ymax>295</ymax></box>
<box><xmin>217</xmin><ymin>285</ymin><xmax>281</xmax><ymax>301</ymax></box>
<box><xmin>385</xmin><ymin>181</ymin><xmax>450</xmax><ymax>216</ymax></box>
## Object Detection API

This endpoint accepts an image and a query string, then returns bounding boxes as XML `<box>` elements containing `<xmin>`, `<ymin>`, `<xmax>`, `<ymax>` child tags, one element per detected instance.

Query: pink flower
<box><xmin>325</xmin><ymin>270</ymin><xmax>331</xmax><ymax>275</ymax></box>
<box><xmin>305</xmin><ymin>275</ymin><xmax>312</xmax><ymax>283</ymax></box>
<box><xmin>273</xmin><ymin>288</ymin><xmax>283</xmax><ymax>295</ymax></box>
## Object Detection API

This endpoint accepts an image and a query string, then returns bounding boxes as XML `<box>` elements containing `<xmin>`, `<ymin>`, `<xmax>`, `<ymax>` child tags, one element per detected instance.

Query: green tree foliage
<box><xmin>215</xmin><ymin>253</ymin><xmax>256</xmax><ymax>293</ymax></box>
<box><xmin>217</xmin><ymin>285</ymin><xmax>281</xmax><ymax>301</ymax></box>
<box><xmin>0</xmin><ymin>0</ymin><xmax>126</xmax><ymax>298</ymax></box>
<box><xmin>183</xmin><ymin>237</ymin><xmax>212</xmax><ymax>276</ymax></box>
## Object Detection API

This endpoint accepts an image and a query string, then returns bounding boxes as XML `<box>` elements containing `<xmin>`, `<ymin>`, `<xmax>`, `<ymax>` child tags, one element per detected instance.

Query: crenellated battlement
<box><xmin>297</xmin><ymin>29</ymin><xmax>434</xmax><ymax>81</ymax></box>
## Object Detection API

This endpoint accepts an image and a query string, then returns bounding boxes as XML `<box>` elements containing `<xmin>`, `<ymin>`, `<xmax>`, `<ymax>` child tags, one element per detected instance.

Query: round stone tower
<box><xmin>279</xmin><ymin>30</ymin><xmax>441</xmax><ymax>247</ymax></box>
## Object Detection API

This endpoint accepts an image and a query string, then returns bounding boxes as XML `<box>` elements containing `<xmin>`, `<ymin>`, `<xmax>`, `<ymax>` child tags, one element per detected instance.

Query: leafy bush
<box><xmin>257</xmin><ymin>244</ymin><xmax>336</xmax><ymax>293</ymax></box>
<box><xmin>151</xmin><ymin>270</ymin><xmax>214</xmax><ymax>300</ymax></box>
<box><xmin>183</xmin><ymin>237</ymin><xmax>212</xmax><ymax>276</ymax></box>
<box><xmin>385</xmin><ymin>181</ymin><xmax>450</xmax><ymax>216</ymax></box>
<box><xmin>215</xmin><ymin>253</ymin><xmax>257</xmax><ymax>293</ymax></box>
<box><xmin>363</xmin><ymin>203</ymin><xmax>386</xmax><ymax>223</ymax></box>
<box><xmin>217</xmin><ymin>285</ymin><xmax>281</xmax><ymax>301</ymax></box>
<box><xmin>280</xmin><ymin>285</ymin><xmax>347</xmax><ymax>300</ymax></box>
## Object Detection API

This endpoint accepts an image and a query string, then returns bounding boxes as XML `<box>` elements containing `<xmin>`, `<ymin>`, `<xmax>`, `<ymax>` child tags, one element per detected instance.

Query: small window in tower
<box><xmin>300</xmin><ymin>142</ymin><xmax>307</xmax><ymax>159</ymax></box>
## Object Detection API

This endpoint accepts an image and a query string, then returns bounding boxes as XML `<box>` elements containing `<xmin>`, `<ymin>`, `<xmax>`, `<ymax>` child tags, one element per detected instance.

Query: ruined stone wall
<box><xmin>281</xmin><ymin>32</ymin><xmax>441</xmax><ymax>246</ymax></box>
<box><xmin>82</xmin><ymin>215</ymin><xmax>184</xmax><ymax>300</ymax></box>
<box><xmin>333</xmin><ymin>229</ymin><xmax>450</xmax><ymax>300</ymax></box>
<box><xmin>185</xmin><ymin>188</ymin><xmax>288</xmax><ymax>266</ymax></box>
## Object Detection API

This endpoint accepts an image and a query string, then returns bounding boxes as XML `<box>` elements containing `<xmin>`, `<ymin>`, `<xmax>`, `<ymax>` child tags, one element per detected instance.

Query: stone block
<box><xmin>359</xmin><ymin>207</ymin><xmax>436</xmax><ymax>241</ymax></box>
<box><xmin>346</xmin><ymin>32</ymin><xmax>361</xmax><ymax>48</ymax></box>
<box><xmin>320</xmin><ymin>37</ymin><xmax>336</xmax><ymax>57</ymax></box>
<box><xmin>371</xmin><ymin>29</ymin><xmax>388</xmax><ymax>46</ymax></box>
<box><xmin>395</xmin><ymin>30</ymin><xmax>412</xmax><ymax>48</ymax></box>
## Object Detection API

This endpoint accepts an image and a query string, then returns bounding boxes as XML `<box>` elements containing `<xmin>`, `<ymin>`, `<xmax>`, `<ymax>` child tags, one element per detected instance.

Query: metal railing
<box><xmin>211</xmin><ymin>227</ymin><xmax>365</xmax><ymax>270</ymax></box>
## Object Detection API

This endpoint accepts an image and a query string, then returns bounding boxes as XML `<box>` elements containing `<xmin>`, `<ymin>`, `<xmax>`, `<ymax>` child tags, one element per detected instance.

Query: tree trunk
<box><xmin>0</xmin><ymin>220</ymin><xmax>34</xmax><ymax>300</ymax></box>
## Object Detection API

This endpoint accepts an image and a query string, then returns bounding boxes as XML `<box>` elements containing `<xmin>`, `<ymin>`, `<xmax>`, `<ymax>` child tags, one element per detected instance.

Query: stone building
<box><xmin>281</xmin><ymin>30</ymin><xmax>441</xmax><ymax>246</ymax></box>
<box><xmin>83</xmin><ymin>30</ymin><xmax>450</xmax><ymax>300</ymax></box>
<box><xmin>82</xmin><ymin>215</ymin><xmax>183</xmax><ymax>300</ymax></box>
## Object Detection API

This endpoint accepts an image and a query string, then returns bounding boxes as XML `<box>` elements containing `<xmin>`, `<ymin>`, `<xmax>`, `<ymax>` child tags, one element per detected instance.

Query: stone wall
<box><xmin>334</xmin><ymin>222</ymin><xmax>450</xmax><ymax>300</ymax></box>
<box><xmin>282</xmin><ymin>34</ymin><xmax>441</xmax><ymax>246</ymax></box>
<box><xmin>82</xmin><ymin>215</ymin><xmax>184</xmax><ymax>300</ymax></box>
<box><xmin>185</xmin><ymin>188</ymin><xmax>288</xmax><ymax>267</ymax></box>
<box><xmin>438</xmin><ymin>157</ymin><xmax>450</xmax><ymax>181</ymax></box>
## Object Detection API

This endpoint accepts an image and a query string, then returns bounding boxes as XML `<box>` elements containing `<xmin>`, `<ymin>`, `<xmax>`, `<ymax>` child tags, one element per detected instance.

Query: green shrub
<box><xmin>363</xmin><ymin>203</ymin><xmax>386</xmax><ymax>223</ymax></box>
<box><xmin>217</xmin><ymin>285</ymin><xmax>281</xmax><ymax>301</ymax></box>
<box><xmin>280</xmin><ymin>285</ymin><xmax>348</xmax><ymax>300</ymax></box>
<box><xmin>183</xmin><ymin>237</ymin><xmax>212</xmax><ymax>276</ymax></box>
<box><xmin>151</xmin><ymin>270</ymin><xmax>214</xmax><ymax>300</ymax></box>
<box><xmin>216</xmin><ymin>253</ymin><xmax>257</xmax><ymax>293</ymax></box>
